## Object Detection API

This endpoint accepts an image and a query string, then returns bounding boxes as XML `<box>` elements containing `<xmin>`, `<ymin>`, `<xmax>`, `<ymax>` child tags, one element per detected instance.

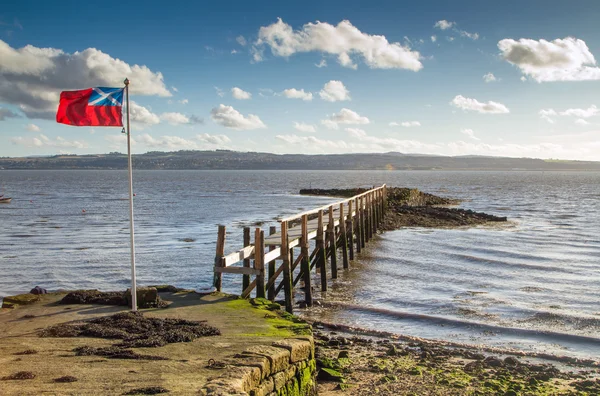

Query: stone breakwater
<box><xmin>300</xmin><ymin>187</ymin><xmax>507</xmax><ymax>229</ymax></box>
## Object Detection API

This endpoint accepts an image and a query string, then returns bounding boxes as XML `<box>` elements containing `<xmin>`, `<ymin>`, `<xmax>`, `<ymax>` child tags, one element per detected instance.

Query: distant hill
<box><xmin>1</xmin><ymin>150</ymin><xmax>599</xmax><ymax>171</ymax></box>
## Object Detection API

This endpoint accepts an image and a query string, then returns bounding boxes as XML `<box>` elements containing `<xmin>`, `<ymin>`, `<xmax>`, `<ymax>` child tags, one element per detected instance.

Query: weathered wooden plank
<box><xmin>254</xmin><ymin>228</ymin><xmax>265</xmax><ymax>298</ymax></box>
<box><xmin>301</xmin><ymin>214</ymin><xmax>312</xmax><ymax>306</ymax></box>
<box><xmin>317</xmin><ymin>209</ymin><xmax>327</xmax><ymax>292</ymax></box>
<box><xmin>267</xmin><ymin>226</ymin><xmax>276</xmax><ymax>301</ymax></box>
<box><xmin>213</xmin><ymin>225</ymin><xmax>226</xmax><ymax>291</ymax></box>
<box><xmin>327</xmin><ymin>205</ymin><xmax>337</xmax><ymax>279</ymax></box>
<box><xmin>339</xmin><ymin>203</ymin><xmax>349</xmax><ymax>269</ymax></box>
<box><xmin>214</xmin><ymin>266</ymin><xmax>261</xmax><ymax>275</ymax></box>
<box><xmin>223</xmin><ymin>245</ymin><xmax>255</xmax><ymax>267</ymax></box>
<box><xmin>281</xmin><ymin>221</ymin><xmax>293</xmax><ymax>314</ymax></box>
<box><xmin>241</xmin><ymin>278</ymin><xmax>257</xmax><ymax>299</ymax></box>
<box><xmin>347</xmin><ymin>199</ymin><xmax>355</xmax><ymax>261</ymax></box>
<box><xmin>242</xmin><ymin>227</ymin><xmax>250</xmax><ymax>292</ymax></box>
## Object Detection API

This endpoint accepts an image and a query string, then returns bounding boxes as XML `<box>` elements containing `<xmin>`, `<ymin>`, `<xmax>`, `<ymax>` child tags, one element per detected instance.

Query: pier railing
<box><xmin>213</xmin><ymin>184</ymin><xmax>387</xmax><ymax>313</ymax></box>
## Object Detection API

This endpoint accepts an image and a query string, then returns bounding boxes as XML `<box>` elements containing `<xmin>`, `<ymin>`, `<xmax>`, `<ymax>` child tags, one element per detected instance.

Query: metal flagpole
<box><xmin>124</xmin><ymin>78</ymin><xmax>137</xmax><ymax>312</ymax></box>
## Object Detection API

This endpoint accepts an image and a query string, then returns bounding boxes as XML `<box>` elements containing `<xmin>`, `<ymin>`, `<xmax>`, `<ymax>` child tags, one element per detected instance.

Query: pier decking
<box><xmin>213</xmin><ymin>185</ymin><xmax>387</xmax><ymax>313</ymax></box>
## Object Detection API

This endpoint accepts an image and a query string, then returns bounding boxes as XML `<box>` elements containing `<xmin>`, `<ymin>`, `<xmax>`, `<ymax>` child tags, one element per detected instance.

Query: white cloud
<box><xmin>231</xmin><ymin>87</ymin><xmax>252</xmax><ymax>100</ymax></box>
<box><xmin>25</xmin><ymin>123</ymin><xmax>40</xmax><ymax>132</ymax></box>
<box><xmin>282</xmin><ymin>88</ymin><xmax>313</xmax><ymax>101</ymax></box>
<box><xmin>275</xmin><ymin>134</ymin><xmax>350</xmax><ymax>151</ymax></box>
<box><xmin>215</xmin><ymin>86</ymin><xmax>225</xmax><ymax>97</ymax></box>
<box><xmin>197</xmin><ymin>133</ymin><xmax>231</xmax><ymax>146</ymax></box>
<box><xmin>520</xmin><ymin>76</ymin><xmax>527</xmax><ymax>82</ymax></box>
<box><xmin>137</xmin><ymin>133</ymin><xmax>231</xmax><ymax>150</ymax></box>
<box><xmin>0</xmin><ymin>40</ymin><xmax>170</xmax><ymax>120</ymax></box>
<box><xmin>179</xmin><ymin>99</ymin><xmax>188</xmax><ymax>105</ymax></box>
<box><xmin>401</xmin><ymin>121</ymin><xmax>421</xmax><ymax>127</ymax></box>
<box><xmin>538</xmin><ymin>105</ymin><xmax>598</xmax><ymax>123</ymax></box>
<box><xmin>483</xmin><ymin>72</ymin><xmax>497</xmax><ymax>82</ymax></box>
<box><xmin>315</xmin><ymin>59</ymin><xmax>327</xmax><ymax>68</ymax></box>
<box><xmin>539</xmin><ymin>109</ymin><xmax>557</xmax><ymax>123</ymax></box>
<box><xmin>105</xmin><ymin>134</ymin><xmax>134</xmax><ymax>150</ymax></box>
<box><xmin>160</xmin><ymin>112</ymin><xmax>191</xmax><ymax>125</ymax></box>
<box><xmin>210</xmin><ymin>104</ymin><xmax>266</xmax><ymax>130</ymax></box>
<box><xmin>460</xmin><ymin>128</ymin><xmax>480</xmax><ymax>140</ymax></box>
<box><xmin>450</xmin><ymin>95</ymin><xmax>510</xmax><ymax>114</ymax></box>
<box><xmin>323</xmin><ymin>108</ymin><xmax>370</xmax><ymax>129</ymax></box>
<box><xmin>256</xmin><ymin>18</ymin><xmax>423</xmax><ymax>71</ymax></box>
<box><xmin>11</xmin><ymin>134</ymin><xmax>87</xmax><ymax>149</ymax></box>
<box><xmin>559</xmin><ymin>105</ymin><xmax>598</xmax><ymax>118</ymax></box>
<box><xmin>459</xmin><ymin>30</ymin><xmax>479</xmax><ymax>40</ymax></box>
<box><xmin>171</xmin><ymin>86</ymin><xmax>178</xmax><ymax>92</ymax></box>
<box><xmin>345</xmin><ymin>127</ymin><xmax>367</xmax><ymax>138</ymax></box>
<box><xmin>434</xmin><ymin>20</ymin><xmax>455</xmax><ymax>30</ymax></box>
<box><xmin>431</xmin><ymin>35</ymin><xmax>437</xmax><ymax>43</ymax></box>
<box><xmin>319</xmin><ymin>80</ymin><xmax>351</xmax><ymax>102</ymax></box>
<box><xmin>575</xmin><ymin>118</ymin><xmax>590</xmax><ymax>126</ymax></box>
<box><xmin>294</xmin><ymin>122</ymin><xmax>316</xmax><ymax>133</ymax></box>
<box><xmin>498</xmin><ymin>37</ymin><xmax>600</xmax><ymax>82</ymax></box>
<box><xmin>236</xmin><ymin>35</ymin><xmax>247</xmax><ymax>46</ymax></box>
<box><xmin>389</xmin><ymin>122</ymin><xmax>400</xmax><ymax>127</ymax></box>
<box><xmin>130</xmin><ymin>101</ymin><xmax>160</xmax><ymax>126</ymax></box>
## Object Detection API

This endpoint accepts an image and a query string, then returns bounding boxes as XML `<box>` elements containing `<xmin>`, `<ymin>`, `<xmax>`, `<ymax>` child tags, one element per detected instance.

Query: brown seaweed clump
<box><xmin>123</xmin><ymin>386</ymin><xmax>170</xmax><ymax>395</ymax></box>
<box><xmin>73</xmin><ymin>346</ymin><xmax>168</xmax><ymax>361</ymax></box>
<box><xmin>53</xmin><ymin>376</ymin><xmax>78</xmax><ymax>383</ymax></box>
<box><xmin>14</xmin><ymin>349</ymin><xmax>38</xmax><ymax>355</ymax></box>
<box><xmin>2</xmin><ymin>371</ymin><xmax>36</xmax><ymax>380</ymax></box>
<box><xmin>40</xmin><ymin>311</ymin><xmax>220</xmax><ymax>348</ymax></box>
<box><xmin>60</xmin><ymin>290</ymin><xmax>127</xmax><ymax>306</ymax></box>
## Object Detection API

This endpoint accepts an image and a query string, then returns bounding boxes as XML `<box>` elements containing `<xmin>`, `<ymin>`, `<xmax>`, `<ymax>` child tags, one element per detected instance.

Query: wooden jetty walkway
<box><xmin>213</xmin><ymin>185</ymin><xmax>388</xmax><ymax>313</ymax></box>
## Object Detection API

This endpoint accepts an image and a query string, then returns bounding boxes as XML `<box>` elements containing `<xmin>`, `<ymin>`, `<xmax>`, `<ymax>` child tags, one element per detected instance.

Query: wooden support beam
<box><xmin>347</xmin><ymin>199</ymin><xmax>355</xmax><ymax>261</ymax></box>
<box><xmin>281</xmin><ymin>221</ymin><xmax>293</xmax><ymax>314</ymax></box>
<box><xmin>327</xmin><ymin>205</ymin><xmax>338</xmax><ymax>279</ymax></box>
<box><xmin>213</xmin><ymin>225</ymin><xmax>226</xmax><ymax>291</ymax></box>
<box><xmin>301</xmin><ymin>214</ymin><xmax>312</xmax><ymax>306</ymax></box>
<box><xmin>242</xmin><ymin>227</ymin><xmax>250</xmax><ymax>293</ymax></box>
<box><xmin>358</xmin><ymin>197</ymin><xmax>364</xmax><ymax>251</ymax></box>
<box><xmin>214</xmin><ymin>266</ymin><xmax>261</xmax><ymax>275</ymax></box>
<box><xmin>317</xmin><ymin>209</ymin><xmax>327</xmax><ymax>292</ymax></box>
<box><xmin>374</xmin><ymin>190</ymin><xmax>380</xmax><ymax>228</ymax></box>
<box><xmin>267</xmin><ymin>226</ymin><xmax>276</xmax><ymax>301</ymax></box>
<box><xmin>371</xmin><ymin>191</ymin><xmax>377</xmax><ymax>235</ymax></box>
<box><xmin>254</xmin><ymin>228</ymin><xmax>265</xmax><ymax>298</ymax></box>
<box><xmin>241</xmin><ymin>278</ymin><xmax>257</xmax><ymax>298</ymax></box>
<box><xmin>339</xmin><ymin>203</ymin><xmax>349</xmax><ymax>269</ymax></box>
<box><xmin>365</xmin><ymin>195</ymin><xmax>370</xmax><ymax>243</ymax></box>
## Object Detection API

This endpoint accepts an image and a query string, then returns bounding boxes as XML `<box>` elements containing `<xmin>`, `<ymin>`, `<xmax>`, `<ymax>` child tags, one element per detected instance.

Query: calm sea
<box><xmin>1</xmin><ymin>170</ymin><xmax>599</xmax><ymax>359</ymax></box>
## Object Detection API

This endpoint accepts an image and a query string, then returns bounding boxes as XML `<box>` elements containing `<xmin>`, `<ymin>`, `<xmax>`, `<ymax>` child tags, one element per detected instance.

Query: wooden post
<box><xmin>327</xmin><ymin>205</ymin><xmax>338</xmax><ymax>279</ymax></box>
<box><xmin>301</xmin><ymin>214</ymin><xmax>312</xmax><ymax>306</ymax></box>
<box><xmin>383</xmin><ymin>185</ymin><xmax>388</xmax><ymax>214</ymax></box>
<box><xmin>213</xmin><ymin>225</ymin><xmax>226</xmax><ymax>291</ymax></box>
<box><xmin>365</xmin><ymin>194</ymin><xmax>371</xmax><ymax>243</ymax></box>
<box><xmin>267</xmin><ymin>226</ymin><xmax>276</xmax><ymax>301</ymax></box>
<box><xmin>372</xmin><ymin>191</ymin><xmax>377</xmax><ymax>234</ymax></box>
<box><xmin>359</xmin><ymin>196</ymin><xmax>365</xmax><ymax>249</ymax></box>
<box><xmin>347</xmin><ymin>199</ymin><xmax>354</xmax><ymax>261</ymax></box>
<box><xmin>317</xmin><ymin>210</ymin><xmax>327</xmax><ymax>292</ymax></box>
<box><xmin>254</xmin><ymin>228</ymin><xmax>265</xmax><ymax>298</ymax></box>
<box><xmin>374</xmin><ymin>190</ymin><xmax>380</xmax><ymax>226</ymax></box>
<box><xmin>280</xmin><ymin>221</ymin><xmax>293</xmax><ymax>313</ymax></box>
<box><xmin>339</xmin><ymin>203</ymin><xmax>349</xmax><ymax>269</ymax></box>
<box><xmin>242</xmin><ymin>227</ymin><xmax>250</xmax><ymax>293</ymax></box>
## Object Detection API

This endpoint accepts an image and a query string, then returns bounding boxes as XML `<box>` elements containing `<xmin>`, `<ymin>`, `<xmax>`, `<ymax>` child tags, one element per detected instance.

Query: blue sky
<box><xmin>1</xmin><ymin>0</ymin><xmax>600</xmax><ymax>159</ymax></box>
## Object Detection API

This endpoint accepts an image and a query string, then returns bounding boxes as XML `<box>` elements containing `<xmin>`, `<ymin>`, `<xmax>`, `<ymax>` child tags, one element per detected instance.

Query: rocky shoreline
<box><xmin>300</xmin><ymin>187</ymin><xmax>507</xmax><ymax>228</ymax></box>
<box><xmin>312</xmin><ymin>325</ymin><xmax>600</xmax><ymax>395</ymax></box>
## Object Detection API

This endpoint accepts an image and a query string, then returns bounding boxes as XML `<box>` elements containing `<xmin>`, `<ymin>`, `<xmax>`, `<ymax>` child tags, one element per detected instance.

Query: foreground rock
<box><xmin>312</xmin><ymin>328</ymin><xmax>599</xmax><ymax>395</ymax></box>
<box><xmin>300</xmin><ymin>187</ymin><xmax>507</xmax><ymax>229</ymax></box>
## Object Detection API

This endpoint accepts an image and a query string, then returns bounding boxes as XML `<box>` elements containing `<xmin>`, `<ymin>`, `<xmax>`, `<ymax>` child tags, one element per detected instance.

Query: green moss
<box><xmin>318</xmin><ymin>368</ymin><xmax>345</xmax><ymax>383</ymax></box>
<box><xmin>2</xmin><ymin>293</ymin><xmax>40</xmax><ymax>308</ymax></box>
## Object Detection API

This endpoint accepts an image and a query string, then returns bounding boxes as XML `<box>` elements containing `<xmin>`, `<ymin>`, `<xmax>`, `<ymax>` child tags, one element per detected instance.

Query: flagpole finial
<box><xmin>124</xmin><ymin>78</ymin><xmax>130</xmax><ymax>86</ymax></box>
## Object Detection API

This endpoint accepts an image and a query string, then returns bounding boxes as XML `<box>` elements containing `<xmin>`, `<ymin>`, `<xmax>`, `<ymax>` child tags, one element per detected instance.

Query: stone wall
<box><xmin>200</xmin><ymin>336</ymin><xmax>317</xmax><ymax>396</ymax></box>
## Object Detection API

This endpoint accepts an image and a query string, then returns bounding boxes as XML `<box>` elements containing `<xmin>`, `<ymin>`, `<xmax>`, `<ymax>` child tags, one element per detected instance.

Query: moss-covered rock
<box><xmin>2</xmin><ymin>293</ymin><xmax>40</xmax><ymax>308</ymax></box>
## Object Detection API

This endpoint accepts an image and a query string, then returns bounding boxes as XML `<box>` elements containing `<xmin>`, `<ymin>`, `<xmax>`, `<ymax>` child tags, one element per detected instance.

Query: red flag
<box><xmin>56</xmin><ymin>87</ymin><xmax>124</xmax><ymax>127</ymax></box>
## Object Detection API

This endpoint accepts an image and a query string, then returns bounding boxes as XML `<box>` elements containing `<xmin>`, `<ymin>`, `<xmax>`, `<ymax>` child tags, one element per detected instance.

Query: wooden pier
<box><xmin>213</xmin><ymin>185</ymin><xmax>388</xmax><ymax>313</ymax></box>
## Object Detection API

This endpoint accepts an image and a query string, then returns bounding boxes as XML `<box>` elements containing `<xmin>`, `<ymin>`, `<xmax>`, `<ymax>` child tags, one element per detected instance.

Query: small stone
<box><xmin>338</xmin><ymin>351</ymin><xmax>350</xmax><ymax>359</ymax></box>
<box><xmin>29</xmin><ymin>286</ymin><xmax>47</xmax><ymax>295</ymax></box>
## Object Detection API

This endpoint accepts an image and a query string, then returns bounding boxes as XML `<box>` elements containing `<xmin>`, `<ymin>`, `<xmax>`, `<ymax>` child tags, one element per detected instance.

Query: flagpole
<box><xmin>124</xmin><ymin>78</ymin><xmax>137</xmax><ymax>312</ymax></box>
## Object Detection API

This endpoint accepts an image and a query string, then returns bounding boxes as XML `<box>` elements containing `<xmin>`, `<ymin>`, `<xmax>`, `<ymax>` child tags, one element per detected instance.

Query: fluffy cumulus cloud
<box><xmin>575</xmin><ymin>118</ymin><xmax>590</xmax><ymax>126</ymax></box>
<box><xmin>538</xmin><ymin>105</ymin><xmax>598</xmax><ymax>123</ymax></box>
<box><xmin>498</xmin><ymin>37</ymin><xmax>600</xmax><ymax>82</ymax></box>
<box><xmin>137</xmin><ymin>133</ymin><xmax>231</xmax><ymax>150</ymax></box>
<box><xmin>11</xmin><ymin>134</ymin><xmax>87</xmax><ymax>149</ymax></box>
<box><xmin>282</xmin><ymin>88</ymin><xmax>313</xmax><ymax>101</ymax></box>
<box><xmin>159</xmin><ymin>112</ymin><xmax>203</xmax><ymax>125</ymax></box>
<box><xmin>321</xmin><ymin>108</ymin><xmax>370</xmax><ymax>129</ymax></box>
<box><xmin>231</xmin><ymin>87</ymin><xmax>252</xmax><ymax>100</ymax></box>
<box><xmin>130</xmin><ymin>101</ymin><xmax>160</xmax><ymax>126</ymax></box>
<box><xmin>293</xmin><ymin>122</ymin><xmax>316</xmax><ymax>133</ymax></box>
<box><xmin>0</xmin><ymin>107</ymin><xmax>19</xmax><ymax>120</ymax></box>
<box><xmin>401</xmin><ymin>121</ymin><xmax>421</xmax><ymax>127</ymax></box>
<box><xmin>450</xmin><ymin>95</ymin><xmax>510</xmax><ymax>114</ymax></box>
<box><xmin>319</xmin><ymin>80</ymin><xmax>351</xmax><ymax>102</ymax></box>
<box><xmin>0</xmin><ymin>40</ymin><xmax>170</xmax><ymax>120</ymax></box>
<box><xmin>210</xmin><ymin>104</ymin><xmax>266</xmax><ymax>130</ymax></box>
<box><xmin>345</xmin><ymin>127</ymin><xmax>367</xmax><ymax>138</ymax></box>
<box><xmin>434</xmin><ymin>20</ymin><xmax>454</xmax><ymax>30</ymax></box>
<box><xmin>460</xmin><ymin>128</ymin><xmax>480</xmax><ymax>140</ymax></box>
<box><xmin>26</xmin><ymin>123</ymin><xmax>40</xmax><ymax>132</ymax></box>
<box><xmin>256</xmin><ymin>18</ymin><xmax>423</xmax><ymax>71</ymax></box>
<box><xmin>483</xmin><ymin>72</ymin><xmax>497</xmax><ymax>82</ymax></box>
